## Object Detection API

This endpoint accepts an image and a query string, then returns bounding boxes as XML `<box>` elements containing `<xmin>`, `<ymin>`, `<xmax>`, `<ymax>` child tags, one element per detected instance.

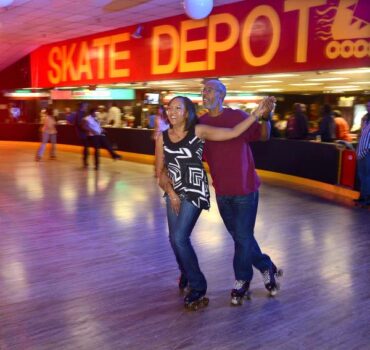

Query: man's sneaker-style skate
<box><xmin>184</xmin><ymin>289</ymin><xmax>209</xmax><ymax>311</ymax></box>
<box><xmin>230</xmin><ymin>280</ymin><xmax>251</xmax><ymax>305</ymax></box>
<box><xmin>262</xmin><ymin>265</ymin><xmax>283</xmax><ymax>297</ymax></box>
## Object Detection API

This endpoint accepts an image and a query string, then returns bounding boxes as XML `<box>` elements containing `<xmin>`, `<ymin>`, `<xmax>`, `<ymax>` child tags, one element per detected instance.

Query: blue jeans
<box><xmin>216</xmin><ymin>191</ymin><xmax>272</xmax><ymax>282</ymax></box>
<box><xmin>37</xmin><ymin>132</ymin><xmax>57</xmax><ymax>158</ymax></box>
<box><xmin>166</xmin><ymin>197</ymin><xmax>207</xmax><ymax>292</ymax></box>
<box><xmin>358</xmin><ymin>152</ymin><xmax>370</xmax><ymax>198</ymax></box>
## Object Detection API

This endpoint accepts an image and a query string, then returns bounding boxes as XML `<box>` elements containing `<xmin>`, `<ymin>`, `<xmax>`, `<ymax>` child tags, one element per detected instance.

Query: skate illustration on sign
<box><xmin>315</xmin><ymin>0</ymin><xmax>369</xmax><ymax>59</ymax></box>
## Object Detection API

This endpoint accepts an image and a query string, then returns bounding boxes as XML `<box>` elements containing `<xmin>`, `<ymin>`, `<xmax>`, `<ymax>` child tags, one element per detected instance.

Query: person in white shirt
<box><xmin>108</xmin><ymin>103</ymin><xmax>122</xmax><ymax>127</ymax></box>
<box><xmin>83</xmin><ymin>108</ymin><xmax>122</xmax><ymax>170</ymax></box>
<box><xmin>35</xmin><ymin>108</ymin><xmax>57</xmax><ymax>161</ymax></box>
<box><xmin>96</xmin><ymin>105</ymin><xmax>108</xmax><ymax>126</ymax></box>
<box><xmin>9</xmin><ymin>103</ymin><xmax>21</xmax><ymax>123</ymax></box>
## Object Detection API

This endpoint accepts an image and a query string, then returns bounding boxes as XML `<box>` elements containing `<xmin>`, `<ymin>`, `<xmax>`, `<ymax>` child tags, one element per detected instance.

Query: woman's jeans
<box><xmin>166</xmin><ymin>197</ymin><xmax>207</xmax><ymax>292</ymax></box>
<box><xmin>216</xmin><ymin>191</ymin><xmax>272</xmax><ymax>282</ymax></box>
<box><xmin>358</xmin><ymin>152</ymin><xmax>370</xmax><ymax>198</ymax></box>
<box><xmin>37</xmin><ymin>132</ymin><xmax>57</xmax><ymax>158</ymax></box>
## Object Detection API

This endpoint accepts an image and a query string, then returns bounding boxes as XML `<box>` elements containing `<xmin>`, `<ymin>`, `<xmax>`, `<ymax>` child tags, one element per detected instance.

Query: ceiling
<box><xmin>0</xmin><ymin>0</ymin><xmax>369</xmax><ymax>95</ymax></box>
<box><xmin>0</xmin><ymin>0</ymin><xmax>239</xmax><ymax>71</ymax></box>
<box><xmin>108</xmin><ymin>68</ymin><xmax>370</xmax><ymax>95</ymax></box>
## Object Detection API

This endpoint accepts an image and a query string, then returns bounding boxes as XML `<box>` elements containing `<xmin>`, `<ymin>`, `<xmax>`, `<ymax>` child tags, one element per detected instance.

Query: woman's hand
<box><xmin>169</xmin><ymin>193</ymin><xmax>181</xmax><ymax>215</ymax></box>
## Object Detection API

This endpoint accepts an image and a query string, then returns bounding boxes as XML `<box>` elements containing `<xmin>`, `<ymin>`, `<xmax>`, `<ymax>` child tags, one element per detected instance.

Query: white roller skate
<box><xmin>230</xmin><ymin>280</ymin><xmax>251</xmax><ymax>306</ymax></box>
<box><xmin>262</xmin><ymin>265</ymin><xmax>283</xmax><ymax>297</ymax></box>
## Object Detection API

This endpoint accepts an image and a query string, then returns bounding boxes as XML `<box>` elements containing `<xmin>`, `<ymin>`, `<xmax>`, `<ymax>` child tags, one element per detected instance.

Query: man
<box><xmin>354</xmin><ymin>101</ymin><xmax>370</xmax><ymax>207</ymax></box>
<box><xmin>199</xmin><ymin>79</ymin><xmax>281</xmax><ymax>305</ymax></box>
<box><xmin>72</xmin><ymin>102</ymin><xmax>89</xmax><ymax>168</ymax></box>
<box><xmin>286</xmin><ymin>103</ymin><xmax>309</xmax><ymax>139</ymax></box>
<box><xmin>82</xmin><ymin>107</ymin><xmax>122</xmax><ymax>170</ymax></box>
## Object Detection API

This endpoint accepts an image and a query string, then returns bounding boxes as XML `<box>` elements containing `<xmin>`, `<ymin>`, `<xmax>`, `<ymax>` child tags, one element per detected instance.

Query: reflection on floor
<box><xmin>0</xmin><ymin>142</ymin><xmax>369</xmax><ymax>350</ymax></box>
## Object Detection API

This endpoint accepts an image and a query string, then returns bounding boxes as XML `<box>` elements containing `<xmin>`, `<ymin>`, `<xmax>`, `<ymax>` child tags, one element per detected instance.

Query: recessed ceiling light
<box><xmin>242</xmin><ymin>85</ymin><xmax>269</xmax><ymax>88</ymax></box>
<box><xmin>305</xmin><ymin>77</ymin><xmax>348</xmax><ymax>82</ymax></box>
<box><xmin>290</xmin><ymin>83</ymin><xmax>323</xmax><ymax>86</ymax></box>
<box><xmin>329</xmin><ymin>68</ymin><xmax>370</xmax><ymax>74</ymax></box>
<box><xmin>246</xmin><ymin>80</ymin><xmax>282</xmax><ymax>84</ymax></box>
<box><xmin>149</xmin><ymin>80</ymin><xmax>182</xmax><ymax>85</ymax></box>
<box><xmin>256</xmin><ymin>88</ymin><xmax>283</xmax><ymax>92</ymax></box>
<box><xmin>324</xmin><ymin>85</ymin><xmax>359</xmax><ymax>89</ymax></box>
<box><xmin>257</xmin><ymin>73</ymin><xmax>300</xmax><ymax>78</ymax></box>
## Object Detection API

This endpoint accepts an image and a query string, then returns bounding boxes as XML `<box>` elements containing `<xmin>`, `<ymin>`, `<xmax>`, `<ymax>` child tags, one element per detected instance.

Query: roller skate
<box><xmin>184</xmin><ymin>289</ymin><xmax>209</xmax><ymax>311</ymax></box>
<box><xmin>178</xmin><ymin>274</ymin><xmax>188</xmax><ymax>292</ymax></box>
<box><xmin>262</xmin><ymin>265</ymin><xmax>283</xmax><ymax>297</ymax></box>
<box><xmin>230</xmin><ymin>280</ymin><xmax>251</xmax><ymax>306</ymax></box>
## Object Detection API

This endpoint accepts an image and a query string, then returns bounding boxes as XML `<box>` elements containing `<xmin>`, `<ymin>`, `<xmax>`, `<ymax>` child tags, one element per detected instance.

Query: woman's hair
<box><xmin>168</xmin><ymin>96</ymin><xmax>198</xmax><ymax>131</ymax></box>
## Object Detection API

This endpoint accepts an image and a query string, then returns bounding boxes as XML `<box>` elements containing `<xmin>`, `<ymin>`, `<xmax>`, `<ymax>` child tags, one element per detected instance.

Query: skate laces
<box><xmin>262</xmin><ymin>270</ymin><xmax>271</xmax><ymax>285</ymax></box>
<box><xmin>234</xmin><ymin>280</ymin><xmax>247</xmax><ymax>290</ymax></box>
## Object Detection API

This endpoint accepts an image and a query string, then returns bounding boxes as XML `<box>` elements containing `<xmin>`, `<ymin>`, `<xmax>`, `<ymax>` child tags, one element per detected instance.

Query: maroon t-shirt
<box><xmin>199</xmin><ymin>108</ymin><xmax>262</xmax><ymax>196</ymax></box>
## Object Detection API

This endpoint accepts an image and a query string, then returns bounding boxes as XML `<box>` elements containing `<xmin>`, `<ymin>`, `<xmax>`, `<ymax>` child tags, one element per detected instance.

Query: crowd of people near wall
<box><xmin>270</xmin><ymin>102</ymin><xmax>355</xmax><ymax>144</ymax></box>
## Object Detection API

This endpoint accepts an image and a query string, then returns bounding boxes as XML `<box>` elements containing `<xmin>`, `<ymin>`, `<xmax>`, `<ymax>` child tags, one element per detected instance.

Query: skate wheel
<box><xmin>202</xmin><ymin>297</ymin><xmax>209</xmax><ymax>306</ymax></box>
<box><xmin>269</xmin><ymin>289</ymin><xmax>278</xmax><ymax>297</ymax></box>
<box><xmin>231</xmin><ymin>297</ymin><xmax>243</xmax><ymax>306</ymax></box>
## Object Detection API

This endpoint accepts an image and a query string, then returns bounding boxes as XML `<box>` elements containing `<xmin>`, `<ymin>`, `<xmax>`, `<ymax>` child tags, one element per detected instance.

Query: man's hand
<box><xmin>255</xmin><ymin>96</ymin><xmax>276</xmax><ymax>120</ymax></box>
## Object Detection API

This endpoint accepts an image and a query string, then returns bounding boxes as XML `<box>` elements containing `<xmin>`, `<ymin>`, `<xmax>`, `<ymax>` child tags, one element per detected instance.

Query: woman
<box><xmin>35</xmin><ymin>108</ymin><xmax>57</xmax><ymax>161</ymax></box>
<box><xmin>155</xmin><ymin>96</ymin><xmax>274</xmax><ymax>310</ymax></box>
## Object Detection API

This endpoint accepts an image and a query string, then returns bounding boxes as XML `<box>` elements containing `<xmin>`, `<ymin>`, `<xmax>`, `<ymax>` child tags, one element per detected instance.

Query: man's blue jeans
<box><xmin>358</xmin><ymin>152</ymin><xmax>370</xmax><ymax>198</ymax></box>
<box><xmin>216</xmin><ymin>191</ymin><xmax>272</xmax><ymax>282</ymax></box>
<box><xmin>166</xmin><ymin>197</ymin><xmax>207</xmax><ymax>292</ymax></box>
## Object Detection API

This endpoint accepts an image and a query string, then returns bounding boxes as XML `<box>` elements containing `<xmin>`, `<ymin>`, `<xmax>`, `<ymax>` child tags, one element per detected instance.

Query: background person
<box><xmin>333</xmin><ymin>109</ymin><xmax>351</xmax><ymax>142</ymax></box>
<box><xmin>35</xmin><ymin>108</ymin><xmax>57</xmax><ymax>161</ymax></box>
<box><xmin>83</xmin><ymin>108</ymin><xmax>122</xmax><ymax>170</ymax></box>
<box><xmin>286</xmin><ymin>103</ymin><xmax>309</xmax><ymax>139</ymax></box>
<box><xmin>354</xmin><ymin>101</ymin><xmax>370</xmax><ymax>206</ymax></box>
<box><xmin>318</xmin><ymin>104</ymin><xmax>336</xmax><ymax>142</ymax></box>
<box><xmin>152</xmin><ymin>105</ymin><xmax>169</xmax><ymax>141</ymax></box>
<box><xmin>108</xmin><ymin>103</ymin><xmax>122</xmax><ymax>127</ymax></box>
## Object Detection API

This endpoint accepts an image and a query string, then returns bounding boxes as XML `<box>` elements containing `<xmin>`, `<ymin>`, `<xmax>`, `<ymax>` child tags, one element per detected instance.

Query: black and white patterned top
<box><xmin>163</xmin><ymin>126</ymin><xmax>210</xmax><ymax>210</ymax></box>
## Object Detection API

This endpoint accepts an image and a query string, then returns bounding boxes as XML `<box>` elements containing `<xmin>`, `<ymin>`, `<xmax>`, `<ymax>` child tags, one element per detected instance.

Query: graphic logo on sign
<box><xmin>316</xmin><ymin>0</ymin><xmax>369</xmax><ymax>59</ymax></box>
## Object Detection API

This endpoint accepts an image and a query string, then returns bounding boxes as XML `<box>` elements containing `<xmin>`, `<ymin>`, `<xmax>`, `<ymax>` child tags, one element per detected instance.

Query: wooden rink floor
<box><xmin>0</xmin><ymin>141</ymin><xmax>369</xmax><ymax>350</ymax></box>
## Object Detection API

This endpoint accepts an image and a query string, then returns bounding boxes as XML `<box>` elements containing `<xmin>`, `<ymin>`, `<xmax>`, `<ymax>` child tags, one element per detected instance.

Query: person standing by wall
<box><xmin>199</xmin><ymin>79</ymin><xmax>282</xmax><ymax>305</ymax></box>
<box><xmin>35</xmin><ymin>108</ymin><xmax>57</xmax><ymax>161</ymax></box>
<box><xmin>108</xmin><ymin>102</ymin><xmax>122</xmax><ymax>127</ymax></box>
<box><xmin>354</xmin><ymin>101</ymin><xmax>370</xmax><ymax>207</ymax></box>
<box><xmin>318</xmin><ymin>104</ymin><xmax>336</xmax><ymax>142</ymax></box>
<box><xmin>286</xmin><ymin>103</ymin><xmax>309</xmax><ymax>139</ymax></box>
<box><xmin>333</xmin><ymin>110</ymin><xmax>351</xmax><ymax>142</ymax></box>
